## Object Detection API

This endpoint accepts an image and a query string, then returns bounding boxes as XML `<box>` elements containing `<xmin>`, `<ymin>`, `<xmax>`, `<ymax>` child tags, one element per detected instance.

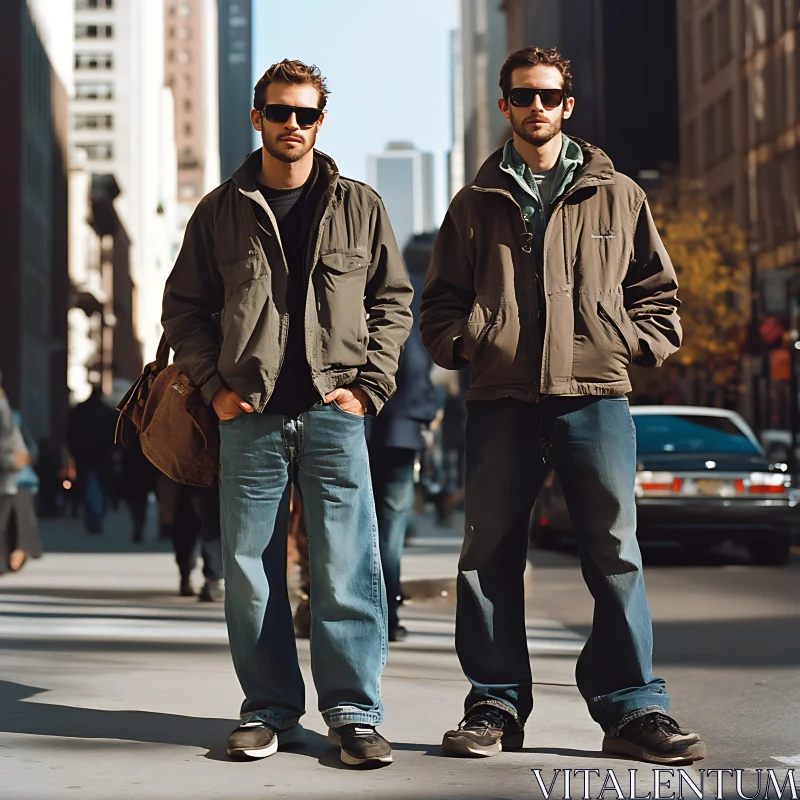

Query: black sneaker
<box><xmin>603</xmin><ymin>712</ymin><xmax>707</xmax><ymax>764</ymax></box>
<box><xmin>441</xmin><ymin>706</ymin><xmax>523</xmax><ymax>757</ymax></box>
<box><xmin>179</xmin><ymin>577</ymin><xmax>195</xmax><ymax>597</ymax></box>
<box><xmin>226</xmin><ymin>722</ymin><xmax>303</xmax><ymax>760</ymax></box>
<box><xmin>328</xmin><ymin>724</ymin><xmax>393</xmax><ymax>766</ymax></box>
<box><xmin>388</xmin><ymin>624</ymin><xmax>408</xmax><ymax>642</ymax></box>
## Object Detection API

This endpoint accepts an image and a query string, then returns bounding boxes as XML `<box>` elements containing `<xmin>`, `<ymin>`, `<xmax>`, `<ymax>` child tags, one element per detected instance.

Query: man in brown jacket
<box><xmin>162</xmin><ymin>60</ymin><xmax>412</xmax><ymax>767</ymax></box>
<box><xmin>421</xmin><ymin>47</ymin><xmax>706</xmax><ymax>764</ymax></box>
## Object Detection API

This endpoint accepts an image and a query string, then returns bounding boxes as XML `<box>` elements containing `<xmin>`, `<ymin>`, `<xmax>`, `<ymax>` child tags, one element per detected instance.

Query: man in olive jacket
<box><xmin>162</xmin><ymin>60</ymin><xmax>411</xmax><ymax>768</ymax></box>
<box><xmin>421</xmin><ymin>48</ymin><xmax>706</xmax><ymax>764</ymax></box>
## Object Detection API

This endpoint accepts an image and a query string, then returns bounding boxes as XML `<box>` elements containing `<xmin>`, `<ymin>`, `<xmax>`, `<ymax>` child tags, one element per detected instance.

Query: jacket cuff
<box><xmin>350</xmin><ymin>381</ymin><xmax>384</xmax><ymax>415</ymax></box>
<box><xmin>199</xmin><ymin>373</ymin><xmax>226</xmax><ymax>406</ymax></box>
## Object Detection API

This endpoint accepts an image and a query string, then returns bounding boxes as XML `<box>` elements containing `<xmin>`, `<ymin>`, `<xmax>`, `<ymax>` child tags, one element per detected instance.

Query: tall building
<box><xmin>71</xmin><ymin>0</ymin><xmax>177</xmax><ymax>366</ymax></box>
<box><xmin>501</xmin><ymin>0</ymin><xmax>679</xmax><ymax>180</ymax></box>
<box><xmin>218</xmin><ymin>0</ymin><xmax>252</xmax><ymax>180</ymax></box>
<box><xmin>164</xmin><ymin>0</ymin><xmax>221</xmax><ymax>228</ymax></box>
<box><xmin>459</xmin><ymin>0</ymin><xmax>509</xmax><ymax>183</ymax></box>
<box><xmin>0</xmin><ymin>0</ymin><xmax>70</xmax><ymax>444</ymax></box>
<box><xmin>678</xmin><ymin>0</ymin><xmax>800</xmax><ymax>432</ymax></box>
<box><xmin>368</xmin><ymin>142</ymin><xmax>436</xmax><ymax>252</ymax></box>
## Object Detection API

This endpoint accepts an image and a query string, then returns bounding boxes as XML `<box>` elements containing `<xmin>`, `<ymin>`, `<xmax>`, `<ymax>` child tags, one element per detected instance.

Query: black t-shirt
<box><xmin>254</xmin><ymin>161</ymin><xmax>324</xmax><ymax>417</ymax></box>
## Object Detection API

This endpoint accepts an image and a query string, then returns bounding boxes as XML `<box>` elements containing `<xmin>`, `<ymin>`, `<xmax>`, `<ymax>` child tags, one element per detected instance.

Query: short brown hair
<box><xmin>499</xmin><ymin>47</ymin><xmax>573</xmax><ymax>100</ymax></box>
<box><xmin>253</xmin><ymin>59</ymin><xmax>330</xmax><ymax>111</ymax></box>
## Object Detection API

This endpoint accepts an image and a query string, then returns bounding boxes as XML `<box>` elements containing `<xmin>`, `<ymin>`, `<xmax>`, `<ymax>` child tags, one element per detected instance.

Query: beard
<box><xmin>261</xmin><ymin>129</ymin><xmax>316</xmax><ymax>163</ymax></box>
<box><xmin>512</xmin><ymin>109</ymin><xmax>564</xmax><ymax>147</ymax></box>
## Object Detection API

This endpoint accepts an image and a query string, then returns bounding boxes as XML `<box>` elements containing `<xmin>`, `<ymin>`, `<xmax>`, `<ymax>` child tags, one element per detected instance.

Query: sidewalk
<box><xmin>0</xmin><ymin>508</ymin><xmax>704</xmax><ymax>799</ymax></box>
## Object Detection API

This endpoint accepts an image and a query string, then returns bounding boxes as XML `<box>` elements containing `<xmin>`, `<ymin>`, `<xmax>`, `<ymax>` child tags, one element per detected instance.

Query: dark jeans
<box><xmin>169</xmin><ymin>484</ymin><xmax>223</xmax><ymax>582</ymax></box>
<box><xmin>369</xmin><ymin>445</ymin><xmax>416</xmax><ymax>631</ymax></box>
<box><xmin>458</xmin><ymin>397</ymin><xmax>669</xmax><ymax>733</ymax></box>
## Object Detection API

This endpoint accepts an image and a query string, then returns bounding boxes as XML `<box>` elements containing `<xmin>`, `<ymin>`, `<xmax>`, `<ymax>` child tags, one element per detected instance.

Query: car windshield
<box><xmin>632</xmin><ymin>414</ymin><xmax>762</xmax><ymax>455</ymax></box>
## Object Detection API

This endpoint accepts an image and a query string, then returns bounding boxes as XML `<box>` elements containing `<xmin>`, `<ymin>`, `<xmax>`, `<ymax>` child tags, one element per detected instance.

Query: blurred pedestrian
<box><xmin>157</xmin><ymin>474</ymin><xmax>224</xmax><ymax>601</ymax></box>
<box><xmin>162</xmin><ymin>60</ymin><xmax>411</xmax><ymax>765</ymax></box>
<box><xmin>366</xmin><ymin>245</ymin><xmax>438</xmax><ymax>642</ymax></box>
<box><xmin>118</xmin><ymin>432</ymin><xmax>158</xmax><ymax>543</ymax></box>
<box><xmin>0</xmin><ymin>380</ymin><xmax>41</xmax><ymax>574</ymax></box>
<box><xmin>66</xmin><ymin>386</ymin><xmax>118</xmax><ymax>534</ymax></box>
<box><xmin>421</xmin><ymin>47</ymin><xmax>705</xmax><ymax>763</ymax></box>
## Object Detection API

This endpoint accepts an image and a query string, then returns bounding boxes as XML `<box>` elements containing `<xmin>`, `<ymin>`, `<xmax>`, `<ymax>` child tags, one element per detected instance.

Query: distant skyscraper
<box><xmin>368</xmin><ymin>143</ymin><xmax>436</xmax><ymax>252</ymax></box>
<box><xmin>218</xmin><ymin>0</ymin><xmax>252</xmax><ymax>180</ymax></box>
<box><xmin>164</xmin><ymin>0</ymin><xmax>221</xmax><ymax>229</ymax></box>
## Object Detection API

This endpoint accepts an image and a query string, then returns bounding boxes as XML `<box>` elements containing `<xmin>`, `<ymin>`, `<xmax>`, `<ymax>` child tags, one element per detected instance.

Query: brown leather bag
<box><xmin>115</xmin><ymin>335</ymin><xmax>219</xmax><ymax>487</ymax></box>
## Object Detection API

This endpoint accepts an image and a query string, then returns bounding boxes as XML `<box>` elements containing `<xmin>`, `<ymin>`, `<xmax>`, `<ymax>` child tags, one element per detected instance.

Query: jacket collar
<box><xmin>472</xmin><ymin>136</ymin><xmax>615</xmax><ymax>195</ymax></box>
<box><xmin>231</xmin><ymin>148</ymin><xmax>340</xmax><ymax>192</ymax></box>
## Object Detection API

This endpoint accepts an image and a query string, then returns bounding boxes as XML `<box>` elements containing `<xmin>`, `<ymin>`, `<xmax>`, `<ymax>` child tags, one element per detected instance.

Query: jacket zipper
<box><xmin>597</xmin><ymin>302</ymin><xmax>634</xmax><ymax>360</ymax></box>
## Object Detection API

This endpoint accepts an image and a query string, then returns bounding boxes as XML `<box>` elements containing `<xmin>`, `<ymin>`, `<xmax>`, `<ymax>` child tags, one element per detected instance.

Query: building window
<box><xmin>179</xmin><ymin>3</ymin><xmax>191</xmax><ymax>16</ymax></box>
<box><xmin>715</xmin><ymin>185</ymin><xmax>735</xmax><ymax>213</ymax></box>
<box><xmin>74</xmin><ymin>113</ymin><xmax>113</xmax><ymax>130</ymax></box>
<box><xmin>179</xmin><ymin>183</ymin><xmax>199</xmax><ymax>198</ymax></box>
<box><xmin>75</xmin><ymin>82</ymin><xmax>114</xmax><ymax>99</ymax></box>
<box><xmin>682</xmin><ymin>21</ymin><xmax>695</xmax><ymax>105</ymax></box>
<box><xmin>716</xmin><ymin>1</ymin><xmax>732</xmax><ymax>67</ymax></box>
<box><xmin>75</xmin><ymin>53</ymin><xmax>114</xmax><ymax>70</ymax></box>
<box><xmin>703</xmin><ymin>104</ymin><xmax>717</xmax><ymax>168</ymax></box>
<box><xmin>76</xmin><ymin>142</ymin><xmax>114</xmax><ymax>160</ymax></box>
<box><xmin>685</xmin><ymin>120</ymin><xmax>697</xmax><ymax>176</ymax></box>
<box><xmin>184</xmin><ymin>123</ymin><xmax>192</xmax><ymax>135</ymax></box>
<box><xmin>181</xmin><ymin>74</ymin><xmax>192</xmax><ymax>89</ymax></box>
<box><xmin>701</xmin><ymin>12</ymin><xmax>714</xmax><ymax>79</ymax></box>
<box><xmin>76</xmin><ymin>0</ymin><xmax>113</xmax><ymax>8</ymax></box>
<box><xmin>179</xmin><ymin>26</ymin><xmax>191</xmax><ymax>40</ymax></box>
<box><xmin>719</xmin><ymin>91</ymin><xmax>733</xmax><ymax>158</ymax></box>
<box><xmin>183</xmin><ymin>98</ymin><xmax>192</xmax><ymax>112</ymax></box>
<box><xmin>178</xmin><ymin>50</ymin><xmax>191</xmax><ymax>64</ymax></box>
<box><xmin>75</xmin><ymin>24</ymin><xmax>114</xmax><ymax>39</ymax></box>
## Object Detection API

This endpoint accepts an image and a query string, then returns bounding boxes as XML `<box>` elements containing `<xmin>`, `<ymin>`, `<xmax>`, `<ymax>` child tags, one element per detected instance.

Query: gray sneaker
<box><xmin>198</xmin><ymin>579</ymin><xmax>224</xmax><ymax>603</ymax></box>
<box><xmin>226</xmin><ymin>722</ymin><xmax>304</xmax><ymax>759</ymax></box>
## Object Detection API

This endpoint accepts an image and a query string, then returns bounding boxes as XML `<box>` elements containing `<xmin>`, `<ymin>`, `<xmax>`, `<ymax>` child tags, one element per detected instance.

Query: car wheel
<box><xmin>746</xmin><ymin>534</ymin><xmax>791</xmax><ymax>566</ymax></box>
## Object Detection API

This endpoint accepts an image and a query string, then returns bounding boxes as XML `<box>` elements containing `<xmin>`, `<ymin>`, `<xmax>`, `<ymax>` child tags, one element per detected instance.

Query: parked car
<box><xmin>532</xmin><ymin>406</ymin><xmax>796</xmax><ymax>565</ymax></box>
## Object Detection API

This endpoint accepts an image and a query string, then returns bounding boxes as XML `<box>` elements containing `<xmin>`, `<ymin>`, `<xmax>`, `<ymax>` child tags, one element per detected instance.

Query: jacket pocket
<box><xmin>316</xmin><ymin>251</ymin><xmax>370</xmax><ymax>367</ymax></box>
<box><xmin>597</xmin><ymin>299</ymin><xmax>639</xmax><ymax>362</ymax></box>
<box><xmin>218</xmin><ymin>242</ymin><xmax>266</xmax><ymax>303</ymax></box>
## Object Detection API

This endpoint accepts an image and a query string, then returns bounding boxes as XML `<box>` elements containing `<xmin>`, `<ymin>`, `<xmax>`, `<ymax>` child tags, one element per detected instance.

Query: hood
<box><xmin>472</xmin><ymin>136</ymin><xmax>616</xmax><ymax>194</ymax></box>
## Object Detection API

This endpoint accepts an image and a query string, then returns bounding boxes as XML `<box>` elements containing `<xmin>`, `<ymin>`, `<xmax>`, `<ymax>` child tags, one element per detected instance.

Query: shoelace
<box><xmin>645</xmin><ymin>713</ymin><xmax>681</xmax><ymax>735</ymax></box>
<box><xmin>460</xmin><ymin>708</ymin><xmax>507</xmax><ymax>732</ymax></box>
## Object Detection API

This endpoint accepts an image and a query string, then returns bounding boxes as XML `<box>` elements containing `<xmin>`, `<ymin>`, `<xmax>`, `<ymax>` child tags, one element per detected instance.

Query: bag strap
<box><xmin>155</xmin><ymin>333</ymin><xmax>171</xmax><ymax>371</ymax></box>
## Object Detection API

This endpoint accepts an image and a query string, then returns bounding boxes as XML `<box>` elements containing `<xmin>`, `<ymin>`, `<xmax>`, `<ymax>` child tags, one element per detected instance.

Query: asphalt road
<box><xmin>526</xmin><ymin>540</ymin><xmax>800</xmax><ymax>779</ymax></box>
<box><xmin>0</xmin><ymin>509</ymin><xmax>798</xmax><ymax>799</ymax></box>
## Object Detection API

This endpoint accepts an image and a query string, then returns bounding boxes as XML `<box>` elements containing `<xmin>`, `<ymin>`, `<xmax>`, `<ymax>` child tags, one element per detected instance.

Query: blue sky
<box><xmin>253</xmin><ymin>0</ymin><xmax>459</xmax><ymax>223</ymax></box>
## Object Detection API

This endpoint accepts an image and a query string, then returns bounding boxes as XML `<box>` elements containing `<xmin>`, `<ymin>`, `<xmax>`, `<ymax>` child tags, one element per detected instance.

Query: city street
<box><xmin>1</xmin><ymin>509</ymin><xmax>798</xmax><ymax>799</ymax></box>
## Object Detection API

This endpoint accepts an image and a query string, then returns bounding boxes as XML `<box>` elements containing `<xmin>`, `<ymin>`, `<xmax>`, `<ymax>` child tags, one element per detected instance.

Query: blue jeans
<box><xmin>368</xmin><ymin>445</ymin><xmax>417</xmax><ymax>631</ymax></box>
<box><xmin>458</xmin><ymin>397</ymin><xmax>669</xmax><ymax>733</ymax></box>
<box><xmin>83</xmin><ymin>469</ymin><xmax>108</xmax><ymax>533</ymax></box>
<box><xmin>218</xmin><ymin>401</ymin><xmax>387</xmax><ymax>731</ymax></box>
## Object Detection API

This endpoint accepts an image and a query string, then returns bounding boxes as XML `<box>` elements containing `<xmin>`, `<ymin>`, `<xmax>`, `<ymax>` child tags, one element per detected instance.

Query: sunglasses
<box><xmin>260</xmin><ymin>104</ymin><xmax>324</xmax><ymax>127</ymax></box>
<box><xmin>508</xmin><ymin>88</ymin><xmax>565</xmax><ymax>110</ymax></box>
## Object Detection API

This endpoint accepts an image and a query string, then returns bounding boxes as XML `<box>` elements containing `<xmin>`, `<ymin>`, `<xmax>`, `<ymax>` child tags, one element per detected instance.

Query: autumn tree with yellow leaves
<box><xmin>646</xmin><ymin>189</ymin><xmax>749</xmax><ymax>404</ymax></box>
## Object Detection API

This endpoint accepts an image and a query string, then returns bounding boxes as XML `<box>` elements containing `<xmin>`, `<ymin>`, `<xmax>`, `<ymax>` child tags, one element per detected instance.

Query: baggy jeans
<box><xmin>457</xmin><ymin>396</ymin><xmax>669</xmax><ymax>733</ymax></box>
<box><xmin>218</xmin><ymin>401</ymin><xmax>387</xmax><ymax>731</ymax></box>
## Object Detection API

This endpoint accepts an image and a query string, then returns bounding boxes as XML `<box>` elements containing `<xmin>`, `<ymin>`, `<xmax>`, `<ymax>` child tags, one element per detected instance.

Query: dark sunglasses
<box><xmin>508</xmin><ymin>87</ymin><xmax>565</xmax><ymax>110</ymax></box>
<box><xmin>260</xmin><ymin>104</ymin><xmax>324</xmax><ymax>126</ymax></box>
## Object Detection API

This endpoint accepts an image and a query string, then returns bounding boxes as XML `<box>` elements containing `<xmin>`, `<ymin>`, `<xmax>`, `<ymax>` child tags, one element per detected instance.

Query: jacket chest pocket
<box><xmin>315</xmin><ymin>251</ymin><xmax>370</xmax><ymax>365</ymax></box>
<box><xmin>218</xmin><ymin>243</ymin><xmax>266</xmax><ymax>303</ymax></box>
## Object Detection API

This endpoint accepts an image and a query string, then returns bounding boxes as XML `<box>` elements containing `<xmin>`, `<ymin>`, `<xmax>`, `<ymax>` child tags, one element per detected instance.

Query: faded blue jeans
<box><xmin>458</xmin><ymin>397</ymin><xmax>669</xmax><ymax>733</ymax></box>
<box><xmin>218</xmin><ymin>401</ymin><xmax>387</xmax><ymax>731</ymax></box>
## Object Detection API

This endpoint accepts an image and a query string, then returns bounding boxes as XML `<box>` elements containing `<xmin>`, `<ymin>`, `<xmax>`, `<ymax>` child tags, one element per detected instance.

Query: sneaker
<box><xmin>226</xmin><ymin>721</ymin><xmax>278</xmax><ymax>759</ymax></box>
<box><xmin>441</xmin><ymin>706</ymin><xmax>523</xmax><ymax>757</ymax></box>
<box><xmin>179</xmin><ymin>577</ymin><xmax>195</xmax><ymax>597</ymax></box>
<box><xmin>602</xmin><ymin>712</ymin><xmax>707</xmax><ymax>764</ymax></box>
<box><xmin>226</xmin><ymin>722</ymin><xmax>304</xmax><ymax>760</ymax></box>
<box><xmin>388</xmin><ymin>624</ymin><xmax>408</xmax><ymax>643</ymax></box>
<box><xmin>198</xmin><ymin>579</ymin><xmax>224</xmax><ymax>603</ymax></box>
<box><xmin>328</xmin><ymin>724</ymin><xmax>393</xmax><ymax>766</ymax></box>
